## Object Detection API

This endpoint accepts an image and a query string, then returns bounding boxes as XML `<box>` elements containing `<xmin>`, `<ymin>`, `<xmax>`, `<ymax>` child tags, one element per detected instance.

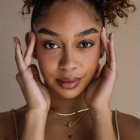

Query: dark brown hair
<box><xmin>21</xmin><ymin>0</ymin><xmax>136</xmax><ymax>30</ymax></box>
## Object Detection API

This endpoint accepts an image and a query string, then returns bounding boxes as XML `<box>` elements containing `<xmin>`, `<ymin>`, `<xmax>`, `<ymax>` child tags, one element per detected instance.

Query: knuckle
<box><xmin>21</xmin><ymin>69</ymin><xmax>32</xmax><ymax>81</ymax></box>
<box><xmin>113</xmin><ymin>72</ymin><xmax>118</xmax><ymax>80</ymax></box>
<box><xmin>16</xmin><ymin>73</ymin><xmax>22</xmax><ymax>82</ymax></box>
<box><xmin>16</xmin><ymin>74</ymin><xmax>19</xmax><ymax>81</ymax></box>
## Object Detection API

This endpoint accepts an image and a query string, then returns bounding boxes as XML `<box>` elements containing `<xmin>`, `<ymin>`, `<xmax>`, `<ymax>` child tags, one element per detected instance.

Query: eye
<box><xmin>42</xmin><ymin>41</ymin><xmax>94</xmax><ymax>50</ymax></box>
<box><xmin>42</xmin><ymin>42</ymin><xmax>59</xmax><ymax>50</ymax></box>
<box><xmin>79</xmin><ymin>41</ymin><xmax>94</xmax><ymax>48</ymax></box>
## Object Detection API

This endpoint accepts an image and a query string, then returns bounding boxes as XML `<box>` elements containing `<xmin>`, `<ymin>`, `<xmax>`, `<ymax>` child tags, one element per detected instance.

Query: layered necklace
<box><xmin>49</xmin><ymin>107</ymin><xmax>89</xmax><ymax>139</ymax></box>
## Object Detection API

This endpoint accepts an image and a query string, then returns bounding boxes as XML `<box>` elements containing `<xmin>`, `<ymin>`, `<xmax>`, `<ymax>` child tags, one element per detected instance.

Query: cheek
<box><xmin>83</xmin><ymin>43</ymin><xmax>100</xmax><ymax>80</ymax></box>
<box><xmin>36</xmin><ymin>48</ymin><xmax>58</xmax><ymax>81</ymax></box>
<box><xmin>88</xmin><ymin>50</ymin><xmax>100</xmax><ymax>67</ymax></box>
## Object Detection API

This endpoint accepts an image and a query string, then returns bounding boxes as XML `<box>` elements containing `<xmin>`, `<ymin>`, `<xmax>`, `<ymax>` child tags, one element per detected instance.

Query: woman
<box><xmin>0</xmin><ymin>0</ymin><xmax>139</xmax><ymax>140</ymax></box>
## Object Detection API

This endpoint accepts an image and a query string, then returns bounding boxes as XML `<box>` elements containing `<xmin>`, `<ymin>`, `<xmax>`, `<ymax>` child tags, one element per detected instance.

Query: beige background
<box><xmin>0</xmin><ymin>0</ymin><xmax>139</xmax><ymax>118</ymax></box>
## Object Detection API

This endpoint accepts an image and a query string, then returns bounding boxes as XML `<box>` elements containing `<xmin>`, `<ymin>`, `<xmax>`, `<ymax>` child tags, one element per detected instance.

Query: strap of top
<box><xmin>115</xmin><ymin>110</ymin><xmax>120</xmax><ymax>140</ymax></box>
<box><xmin>11</xmin><ymin>109</ymin><xmax>19</xmax><ymax>140</ymax></box>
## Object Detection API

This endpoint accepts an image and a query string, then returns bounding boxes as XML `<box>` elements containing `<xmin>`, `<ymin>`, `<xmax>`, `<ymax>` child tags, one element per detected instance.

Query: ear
<box><xmin>99</xmin><ymin>41</ymin><xmax>105</xmax><ymax>59</ymax></box>
<box><xmin>25</xmin><ymin>32</ymin><xmax>37</xmax><ymax>59</ymax></box>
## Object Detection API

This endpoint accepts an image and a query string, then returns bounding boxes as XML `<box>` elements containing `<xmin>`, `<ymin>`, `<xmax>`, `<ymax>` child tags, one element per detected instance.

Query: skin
<box><xmin>27</xmin><ymin>0</ymin><xmax>106</xmax><ymax>113</ymax></box>
<box><xmin>13</xmin><ymin>0</ymin><xmax>119</xmax><ymax>139</ymax></box>
<box><xmin>0</xmin><ymin>0</ymin><xmax>139</xmax><ymax>140</ymax></box>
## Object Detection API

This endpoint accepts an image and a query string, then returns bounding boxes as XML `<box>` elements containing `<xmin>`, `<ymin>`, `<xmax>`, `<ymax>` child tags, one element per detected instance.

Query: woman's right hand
<box><xmin>13</xmin><ymin>31</ymin><xmax>51</xmax><ymax>113</ymax></box>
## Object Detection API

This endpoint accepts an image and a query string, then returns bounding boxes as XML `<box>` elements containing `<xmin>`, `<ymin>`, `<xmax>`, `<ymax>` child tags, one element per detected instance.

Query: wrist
<box><xmin>89</xmin><ymin>107</ymin><xmax>112</xmax><ymax>119</ymax></box>
<box><xmin>25</xmin><ymin>109</ymin><xmax>49</xmax><ymax>119</ymax></box>
<box><xmin>88</xmin><ymin>104</ymin><xmax>111</xmax><ymax>114</ymax></box>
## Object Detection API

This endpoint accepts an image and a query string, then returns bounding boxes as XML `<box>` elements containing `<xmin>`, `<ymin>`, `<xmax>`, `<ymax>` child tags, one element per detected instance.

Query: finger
<box><xmin>25</xmin><ymin>32</ymin><xmax>30</xmax><ymax>46</ymax></box>
<box><xmin>24</xmin><ymin>31</ymin><xmax>36</xmax><ymax>67</ymax></box>
<box><xmin>100</xmin><ymin>27</ymin><xmax>110</xmax><ymax>66</ymax></box>
<box><xmin>108</xmin><ymin>33</ymin><xmax>117</xmax><ymax>71</ymax></box>
<box><xmin>30</xmin><ymin>64</ymin><xmax>42</xmax><ymax>83</ymax></box>
<box><xmin>15</xmin><ymin>37</ymin><xmax>23</xmax><ymax>56</ymax></box>
<box><xmin>93</xmin><ymin>63</ymin><xmax>101</xmax><ymax>79</ymax></box>
<box><xmin>106</xmin><ymin>33</ymin><xmax>110</xmax><ymax>43</ymax></box>
<box><xmin>14</xmin><ymin>37</ymin><xmax>27</xmax><ymax>73</ymax></box>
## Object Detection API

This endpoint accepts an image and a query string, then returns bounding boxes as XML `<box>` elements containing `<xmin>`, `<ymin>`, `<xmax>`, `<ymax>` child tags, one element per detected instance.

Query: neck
<box><xmin>44</xmin><ymin>81</ymin><xmax>88</xmax><ymax>114</ymax></box>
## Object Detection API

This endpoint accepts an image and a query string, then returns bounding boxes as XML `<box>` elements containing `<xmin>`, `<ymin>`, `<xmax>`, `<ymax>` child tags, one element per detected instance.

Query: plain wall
<box><xmin>0</xmin><ymin>0</ymin><xmax>139</xmax><ymax>118</ymax></box>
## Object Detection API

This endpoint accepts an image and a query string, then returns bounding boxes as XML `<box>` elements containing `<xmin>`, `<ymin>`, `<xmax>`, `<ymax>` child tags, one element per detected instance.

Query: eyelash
<box><xmin>42</xmin><ymin>41</ymin><xmax>94</xmax><ymax>50</ymax></box>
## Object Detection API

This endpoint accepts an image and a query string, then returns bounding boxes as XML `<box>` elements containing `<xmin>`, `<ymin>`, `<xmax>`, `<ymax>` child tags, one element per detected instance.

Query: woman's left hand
<box><xmin>84</xmin><ymin>27</ymin><xmax>117</xmax><ymax>113</ymax></box>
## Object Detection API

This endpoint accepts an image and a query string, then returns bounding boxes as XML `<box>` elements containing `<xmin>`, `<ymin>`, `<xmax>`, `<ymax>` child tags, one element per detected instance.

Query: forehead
<box><xmin>33</xmin><ymin>0</ymin><xmax>102</xmax><ymax>35</ymax></box>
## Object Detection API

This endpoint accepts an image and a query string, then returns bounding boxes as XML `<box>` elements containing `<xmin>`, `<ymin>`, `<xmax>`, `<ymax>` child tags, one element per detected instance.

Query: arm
<box><xmin>90</xmin><ymin>109</ymin><xmax>117</xmax><ymax>140</ymax></box>
<box><xmin>0</xmin><ymin>113</ymin><xmax>7</xmax><ymax>140</ymax></box>
<box><xmin>13</xmin><ymin>32</ymin><xmax>51</xmax><ymax>139</ymax></box>
<box><xmin>83</xmin><ymin>28</ymin><xmax>118</xmax><ymax>139</ymax></box>
<box><xmin>20</xmin><ymin>110</ymin><xmax>48</xmax><ymax>140</ymax></box>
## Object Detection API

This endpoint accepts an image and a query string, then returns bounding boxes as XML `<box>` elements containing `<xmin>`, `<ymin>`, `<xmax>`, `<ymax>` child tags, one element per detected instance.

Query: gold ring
<box><xmin>17</xmin><ymin>67</ymin><xmax>19</xmax><ymax>69</ymax></box>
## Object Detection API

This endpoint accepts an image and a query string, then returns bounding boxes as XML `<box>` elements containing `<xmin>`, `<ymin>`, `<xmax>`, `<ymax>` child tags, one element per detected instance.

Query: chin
<box><xmin>54</xmin><ymin>88</ymin><xmax>85</xmax><ymax>99</ymax></box>
<box><xmin>55</xmin><ymin>89</ymin><xmax>84</xmax><ymax>99</ymax></box>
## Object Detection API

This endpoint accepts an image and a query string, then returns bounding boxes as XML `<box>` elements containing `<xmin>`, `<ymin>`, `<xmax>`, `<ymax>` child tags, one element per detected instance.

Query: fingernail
<box><xmin>111</xmin><ymin>33</ymin><xmax>114</xmax><ymax>46</ymax></box>
<box><xmin>102</xmin><ymin>27</ymin><xmax>106</xmax><ymax>34</ymax></box>
<box><xmin>101</xmin><ymin>27</ymin><xmax>105</xmax><ymax>32</ymax></box>
<box><xmin>104</xmin><ymin>27</ymin><xmax>106</xmax><ymax>34</ymax></box>
<box><xmin>15</xmin><ymin>38</ymin><xmax>19</xmax><ymax>44</ymax></box>
<box><xmin>112</xmin><ymin>33</ymin><xmax>114</xmax><ymax>39</ymax></box>
<box><xmin>29</xmin><ymin>30</ymin><xmax>33</xmax><ymax>39</ymax></box>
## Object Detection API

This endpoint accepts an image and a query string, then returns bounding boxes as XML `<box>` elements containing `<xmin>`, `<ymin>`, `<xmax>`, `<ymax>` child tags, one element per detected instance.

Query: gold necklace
<box><xmin>52</xmin><ymin>109</ymin><xmax>87</xmax><ymax>127</ymax></box>
<box><xmin>50</xmin><ymin>109</ymin><xmax>89</xmax><ymax>139</ymax></box>
<box><xmin>49</xmin><ymin>107</ymin><xmax>89</xmax><ymax>116</ymax></box>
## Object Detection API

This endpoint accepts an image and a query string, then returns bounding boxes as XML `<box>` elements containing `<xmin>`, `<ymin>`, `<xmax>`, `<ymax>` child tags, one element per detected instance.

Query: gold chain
<box><xmin>50</xmin><ymin>109</ymin><xmax>89</xmax><ymax>136</ymax></box>
<box><xmin>53</xmin><ymin>109</ymin><xmax>87</xmax><ymax>127</ymax></box>
<box><xmin>49</xmin><ymin>107</ymin><xmax>89</xmax><ymax>116</ymax></box>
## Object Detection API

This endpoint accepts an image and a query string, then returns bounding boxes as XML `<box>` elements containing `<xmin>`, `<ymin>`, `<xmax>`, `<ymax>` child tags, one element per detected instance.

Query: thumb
<box><xmin>30</xmin><ymin>64</ymin><xmax>42</xmax><ymax>83</ymax></box>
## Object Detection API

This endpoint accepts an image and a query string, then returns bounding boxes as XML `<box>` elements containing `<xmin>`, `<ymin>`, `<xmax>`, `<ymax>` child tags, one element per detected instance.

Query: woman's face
<box><xmin>33</xmin><ymin>1</ymin><xmax>103</xmax><ymax>99</ymax></box>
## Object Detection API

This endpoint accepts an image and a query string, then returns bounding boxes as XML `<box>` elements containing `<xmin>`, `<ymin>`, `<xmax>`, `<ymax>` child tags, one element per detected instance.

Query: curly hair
<box><xmin>21</xmin><ymin>0</ymin><xmax>136</xmax><ymax>30</ymax></box>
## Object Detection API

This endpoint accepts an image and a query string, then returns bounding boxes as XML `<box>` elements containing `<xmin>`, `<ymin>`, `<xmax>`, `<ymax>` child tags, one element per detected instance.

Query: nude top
<box><xmin>10</xmin><ymin>109</ymin><xmax>120</xmax><ymax>140</ymax></box>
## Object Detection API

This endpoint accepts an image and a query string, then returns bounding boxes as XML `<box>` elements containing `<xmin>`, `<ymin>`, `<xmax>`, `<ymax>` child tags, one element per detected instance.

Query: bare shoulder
<box><xmin>0</xmin><ymin>105</ymin><xmax>27</xmax><ymax>140</ymax></box>
<box><xmin>117</xmin><ymin>110</ymin><xmax>140</xmax><ymax>140</ymax></box>
<box><xmin>0</xmin><ymin>111</ymin><xmax>10</xmax><ymax>140</ymax></box>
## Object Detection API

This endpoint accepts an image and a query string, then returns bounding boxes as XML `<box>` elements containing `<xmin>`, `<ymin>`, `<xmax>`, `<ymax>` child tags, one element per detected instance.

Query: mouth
<box><xmin>56</xmin><ymin>78</ymin><xmax>81</xmax><ymax>89</ymax></box>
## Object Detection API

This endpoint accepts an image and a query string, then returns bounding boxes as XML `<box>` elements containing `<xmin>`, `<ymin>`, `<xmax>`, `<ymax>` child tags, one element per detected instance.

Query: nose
<box><xmin>59</xmin><ymin>47</ymin><xmax>79</xmax><ymax>71</ymax></box>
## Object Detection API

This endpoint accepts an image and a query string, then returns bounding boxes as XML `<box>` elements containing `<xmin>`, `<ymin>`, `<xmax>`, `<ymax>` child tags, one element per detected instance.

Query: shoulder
<box><xmin>116</xmin><ymin>110</ymin><xmax>139</xmax><ymax>140</ymax></box>
<box><xmin>0</xmin><ymin>111</ymin><xmax>10</xmax><ymax>140</ymax></box>
<box><xmin>0</xmin><ymin>105</ymin><xmax>27</xmax><ymax>140</ymax></box>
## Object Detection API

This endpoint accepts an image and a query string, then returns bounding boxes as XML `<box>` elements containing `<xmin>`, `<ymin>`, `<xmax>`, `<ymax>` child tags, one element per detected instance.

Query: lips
<box><xmin>57</xmin><ymin>77</ymin><xmax>81</xmax><ymax>82</ymax></box>
<box><xmin>56</xmin><ymin>77</ymin><xmax>81</xmax><ymax>89</ymax></box>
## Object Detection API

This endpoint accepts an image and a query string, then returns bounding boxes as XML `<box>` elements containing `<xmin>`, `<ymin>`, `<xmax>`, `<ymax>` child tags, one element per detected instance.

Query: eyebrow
<box><xmin>38</xmin><ymin>27</ymin><xmax>99</xmax><ymax>38</ymax></box>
